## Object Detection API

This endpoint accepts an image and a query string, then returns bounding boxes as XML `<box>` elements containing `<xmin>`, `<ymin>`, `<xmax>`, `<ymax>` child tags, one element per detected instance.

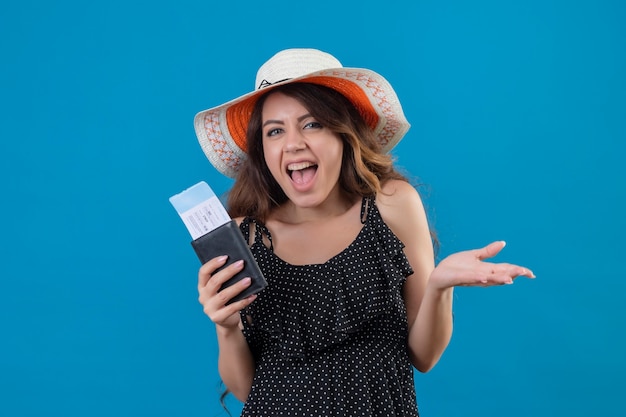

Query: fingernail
<box><xmin>234</xmin><ymin>260</ymin><xmax>244</xmax><ymax>268</ymax></box>
<box><xmin>218</xmin><ymin>255</ymin><xmax>228</xmax><ymax>263</ymax></box>
<box><xmin>241</xmin><ymin>277</ymin><xmax>251</xmax><ymax>285</ymax></box>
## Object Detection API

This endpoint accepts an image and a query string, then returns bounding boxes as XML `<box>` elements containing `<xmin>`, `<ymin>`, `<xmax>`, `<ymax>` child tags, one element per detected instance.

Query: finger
<box><xmin>205</xmin><ymin>260</ymin><xmax>245</xmax><ymax>294</ymax></box>
<box><xmin>516</xmin><ymin>266</ymin><xmax>536</xmax><ymax>279</ymax></box>
<box><xmin>221</xmin><ymin>292</ymin><xmax>258</xmax><ymax>315</ymax></box>
<box><xmin>198</xmin><ymin>255</ymin><xmax>228</xmax><ymax>289</ymax></box>
<box><xmin>474</xmin><ymin>263</ymin><xmax>506</xmax><ymax>285</ymax></box>
<box><xmin>210</xmin><ymin>293</ymin><xmax>258</xmax><ymax>324</ymax></box>
<box><xmin>206</xmin><ymin>282</ymin><xmax>256</xmax><ymax>322</ymax></box>
<box><xmin>214</xmin><ymin>276</ymin><xmax>253</xmax><ymax>305</ymax></box>
<box><xmin>497</xmin><ymin>263</ymin><xmax>536</xmax><ymax>280</ymax></box>
<box><xmin>469</xmin><ymin>262</ymin><xmax>510</xmax><ymax>285</ymax></box>
<box><xmin>475</xmin><ymin>263</ymin><xmax>535</xmax><ymax>286</ymax></box>
<box><xmin>476</xmin><ymin>240</ymin><xmax>506</xmax><ymax>261</ymax></box>
<box><xmin>199</xmin><ymin>261</ymin><xmax>248</xmax><ymax>314</ymax></box>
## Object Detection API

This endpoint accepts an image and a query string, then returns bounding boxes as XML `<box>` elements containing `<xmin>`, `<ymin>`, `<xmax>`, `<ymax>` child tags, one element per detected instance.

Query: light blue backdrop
<box><xmin>1</xmin><ymin>1</ymin><xmax>624</xmax><ymax>416</ymax></box>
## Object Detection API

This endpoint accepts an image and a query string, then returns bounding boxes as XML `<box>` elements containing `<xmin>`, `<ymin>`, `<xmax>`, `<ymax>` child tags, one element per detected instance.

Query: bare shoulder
<box><xmin>376</xmin><ymin>179</ymin><xmax>430</xmax><ymax>246</ymax></box>
<box><xmin>376</xmin><ymin>179</ymin><xmax>426</xmax><ymax>219</ymax></box>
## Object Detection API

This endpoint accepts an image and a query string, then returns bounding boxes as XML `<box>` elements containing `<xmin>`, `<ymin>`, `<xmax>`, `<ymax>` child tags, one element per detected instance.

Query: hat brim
<box><xmin>194</xmin><ymin>67</ymin><xmax>410</xmax><ymax>178</ymax></box>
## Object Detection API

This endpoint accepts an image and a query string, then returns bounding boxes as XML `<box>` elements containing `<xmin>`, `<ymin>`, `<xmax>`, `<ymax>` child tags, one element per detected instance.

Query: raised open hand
<box><xmin>429</xmin><ymin>241</ymin><xmax>535</xmax><ymax>290</ymax></box>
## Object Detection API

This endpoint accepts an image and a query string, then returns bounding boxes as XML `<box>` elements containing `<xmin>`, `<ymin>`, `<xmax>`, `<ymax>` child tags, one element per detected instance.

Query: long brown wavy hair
<box><xmin>226</xmin><ymin>82</ymin><xmax>408</xmax><ymax>221</ymax></box>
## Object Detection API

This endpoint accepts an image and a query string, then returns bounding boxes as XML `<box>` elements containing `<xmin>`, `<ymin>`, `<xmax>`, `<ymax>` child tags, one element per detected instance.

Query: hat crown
<box><xmin>255</xmin><ymin>48</ymin><xmax>342</xmax><ymax>90</ymax></box>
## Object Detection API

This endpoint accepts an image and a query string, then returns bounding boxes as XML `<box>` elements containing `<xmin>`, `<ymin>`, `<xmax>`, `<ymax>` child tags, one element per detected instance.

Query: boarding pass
<box><xmin>169</xmin><ymin>181</ymin><xmax>231</xmax><ymax>240</ymax></box>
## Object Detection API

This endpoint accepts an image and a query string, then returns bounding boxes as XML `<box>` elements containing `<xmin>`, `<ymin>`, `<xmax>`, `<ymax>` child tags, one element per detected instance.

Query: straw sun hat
<box><xmin>193</xmin><ymin>48</ymin><xmax>410</xmax><ymax>178</ymax></box>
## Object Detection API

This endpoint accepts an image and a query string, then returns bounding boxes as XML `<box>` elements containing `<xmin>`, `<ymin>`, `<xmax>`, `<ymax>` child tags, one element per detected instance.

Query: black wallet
<box><xmin>191</xmin><ymin>220</ymin><xmax>267</xmax><ymax>305</ymax></box>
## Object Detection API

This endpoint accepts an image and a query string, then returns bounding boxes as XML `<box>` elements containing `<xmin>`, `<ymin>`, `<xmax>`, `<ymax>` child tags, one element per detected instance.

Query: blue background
<box><xmin>1</xmin><ymin>0</ymin><xmax>624</xmax><ymax>416</ymax></box>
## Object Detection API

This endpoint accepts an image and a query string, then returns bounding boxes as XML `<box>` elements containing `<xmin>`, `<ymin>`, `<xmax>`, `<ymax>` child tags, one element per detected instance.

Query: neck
<box><xmin>275</xmin><ymin>191</ymin><xmax>359</xmax><ymax>224</ymax></box>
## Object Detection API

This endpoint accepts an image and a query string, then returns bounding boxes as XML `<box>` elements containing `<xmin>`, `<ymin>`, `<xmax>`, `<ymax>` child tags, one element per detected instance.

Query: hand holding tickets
<box><xmin>170</xmin><ymin>181</ymin><xmax>267</xmax><ymax>304</ymax></box>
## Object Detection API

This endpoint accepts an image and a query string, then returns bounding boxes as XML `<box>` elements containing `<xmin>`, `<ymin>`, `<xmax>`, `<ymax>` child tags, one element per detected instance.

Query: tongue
<box><xmin>291</xmin><ymin>166</ymin><xmax>316</xmax><ymax>185</ymax></box>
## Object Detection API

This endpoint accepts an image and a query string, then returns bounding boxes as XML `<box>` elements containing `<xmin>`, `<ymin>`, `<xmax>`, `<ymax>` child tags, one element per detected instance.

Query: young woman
<box><xmin>193</xmin><ymin>49</ymin><xmax>534</xmax><ymax>416</ymax></box>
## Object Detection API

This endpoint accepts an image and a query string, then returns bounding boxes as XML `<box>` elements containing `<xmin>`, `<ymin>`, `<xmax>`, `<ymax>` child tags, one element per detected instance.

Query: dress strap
<box><xmin>240</xmin><ymin>217</ymin><xmax>252</xmax><ymax>242</ymax></box>
<box><xmin>360</xmin><ymin>196</ymin><xmax>372</xmax><ymax>224</ymax></box>
<box><xmin>240</xmin><ymin>217</ymin><xmax>274</xmax><ymax>250</ymax></box>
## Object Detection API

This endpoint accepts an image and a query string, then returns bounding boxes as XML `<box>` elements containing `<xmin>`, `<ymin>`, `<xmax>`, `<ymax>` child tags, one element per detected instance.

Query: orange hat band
<box><xmin>225</xmin><ymin>76</ymin><xmax>380</xmax><ymax>154</ymax></box>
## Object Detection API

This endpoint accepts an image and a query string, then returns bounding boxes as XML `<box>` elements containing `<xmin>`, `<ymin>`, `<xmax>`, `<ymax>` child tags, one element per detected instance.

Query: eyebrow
<box><xmin>262</xmin><ymin>113</ymin><xmax>313</xmax><ymax>128</ymax></box>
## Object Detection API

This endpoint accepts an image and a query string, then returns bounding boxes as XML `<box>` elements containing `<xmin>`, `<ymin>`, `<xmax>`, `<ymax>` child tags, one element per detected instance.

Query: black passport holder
<box><xmin>191</xmin><ymin>220</ymin><xmax>267</xmax><ymax>305</ymax></box>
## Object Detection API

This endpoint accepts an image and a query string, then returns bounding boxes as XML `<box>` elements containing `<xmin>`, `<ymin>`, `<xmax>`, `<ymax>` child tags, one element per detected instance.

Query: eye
<box><xmin>265</xmin><ymin>127</ymin><xmax>283</xmax><ymax>137</ymax></box>
<box><xmin>303</xmin><ymin>121</ymin><xmax>323</xmax><ymax>130</ymax></box>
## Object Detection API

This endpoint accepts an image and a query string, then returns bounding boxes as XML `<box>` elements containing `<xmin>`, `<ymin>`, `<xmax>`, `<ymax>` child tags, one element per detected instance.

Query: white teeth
<box><xmin>287</xmin><ymin>162</ymin><xmax>315</xmax><ymax>171</ymax></box>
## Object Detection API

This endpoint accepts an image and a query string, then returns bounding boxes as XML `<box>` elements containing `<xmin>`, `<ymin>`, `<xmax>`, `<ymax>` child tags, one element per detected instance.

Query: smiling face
<box><xmin>261</xmin><ymin>92</ymin><xmax>344</xmax><ymax>209</ymax></box>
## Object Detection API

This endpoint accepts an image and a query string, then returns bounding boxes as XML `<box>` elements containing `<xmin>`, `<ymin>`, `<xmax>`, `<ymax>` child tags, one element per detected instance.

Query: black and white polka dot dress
<box><xmin>238</xmin><ymin>197</ymin><xmax>419</xmax><ymax>416</ymax></box>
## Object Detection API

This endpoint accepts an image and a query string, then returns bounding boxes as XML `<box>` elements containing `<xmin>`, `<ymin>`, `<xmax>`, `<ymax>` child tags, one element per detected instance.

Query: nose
<box><xmin>283</xmin><ymin>129</ymin><xmax>306</xmax><ymax>153</ymax></box>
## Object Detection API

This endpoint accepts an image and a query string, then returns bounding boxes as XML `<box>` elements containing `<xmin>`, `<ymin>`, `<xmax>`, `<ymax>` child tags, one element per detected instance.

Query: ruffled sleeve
<box><xmin>332</xmin><ymin>209</ymin><xmax>414</xmax><ymax>334</ymax></box>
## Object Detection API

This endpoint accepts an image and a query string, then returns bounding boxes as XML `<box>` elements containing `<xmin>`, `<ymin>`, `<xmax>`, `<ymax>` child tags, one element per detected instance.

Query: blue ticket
<box><xmin>169</xmin><ymin>181</ymin><xmax>231</xmax><ymax>239</ymax></box>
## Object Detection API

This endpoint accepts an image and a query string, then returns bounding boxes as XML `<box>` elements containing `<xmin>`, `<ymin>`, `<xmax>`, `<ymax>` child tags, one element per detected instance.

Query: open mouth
<box><xmin>287</xmin><ymin>161</ymin><xmax>318</xmax><ymax>185</ymax></box>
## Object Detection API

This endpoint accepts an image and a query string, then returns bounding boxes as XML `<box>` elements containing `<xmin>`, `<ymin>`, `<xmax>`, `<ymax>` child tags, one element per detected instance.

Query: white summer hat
<box><xmin>193</xmin><ymin>48</ymin><xmax>410</xmax><ymax>178</ymax></box>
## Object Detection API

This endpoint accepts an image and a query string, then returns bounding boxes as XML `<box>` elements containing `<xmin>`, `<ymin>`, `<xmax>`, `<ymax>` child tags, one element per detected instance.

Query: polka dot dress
<box><xmin>239</xmin><ymin>197</ymin><xmax>419</xmax><ymax>416</ymax></box>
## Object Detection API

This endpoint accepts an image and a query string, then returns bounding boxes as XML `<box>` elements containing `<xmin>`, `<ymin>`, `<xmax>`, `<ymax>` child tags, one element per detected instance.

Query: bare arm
<box><xmin>377</xmin><ymin>180</ymin><xmax>535</xmax><ymax>373</ymax></box>
<box><xmin>197</xmin><ymin>256</ymin><xmax>257</xmax><ymax>401</ymax></box>
<box><xmin>377</xmin><ymin>180</ymin><xmax>446</xmax><ymax>372</ymax></box>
